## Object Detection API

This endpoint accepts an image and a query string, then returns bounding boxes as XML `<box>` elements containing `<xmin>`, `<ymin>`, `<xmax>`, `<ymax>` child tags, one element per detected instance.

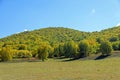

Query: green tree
<box><xmin>54</xmin><ymin>45</ymin><xmax>60</xmax><ymax>57</ymax></box>
<box><xmin>0</xmin><ymin>47</ymin><xmax>13</xmax><ymax>61</ymax></box>
<box><xmin>58</xmin><ymin>43</ymin><xmax>65</xmax><ymax>57</ymax></box>
<box><xmin>53</xmin><ymin>43</ymin><xmax>64</xmax><ymax>57</ymax></box>
<box><xmin>119</xmin><ymin>42</ymin><xmax>120</xmax><ymax>50</ymax></box>
<box><xmin>96</xmin><ymin>37</ymin><xmax>104</xmax><ymax>43</ymax></box>
<box><xmin>86</xmin><ymin>39</ymin><xmax>99</xmax><ymax>54</ymax></box>
<box><xmin>48</xmin><ymin>45</ymin><xmax>54</xmax><ymax>58</ymax></box>
<box><xmin>100</xmin><ymin>41</ymin><xmax>113</xmax><ymax>56</ymax></box>
<box><xmin>64</xmin><ymin>41</ymin><xmax>78</xmax><ymax>58</ymax></box>
<box><xmin>18</xmin><ymin>44</ymin><xmax>27</xmax><ymax>50</ymax></box>
<box><xmin>37</xmin><ymin>45</ymin><xmax>48</xmax><ymax>61</ymax></box>
<box><xmin>78</xmin><ymin>40</ymin><xmax>90</xmax><ymax>57</ymax></box>
<box><xmin>31</xmin><ymin>49</ymin><xmax>38</xmax><ymax>57</ymax></box>
<box><xmin>112</xmin><ymin>42</ymin><xmax>119</xmax><ymax>50</ymax></box>
<box><xmin>109</xmin><ymin>36</ymin><xmax>118</xmax><ymax>42</ymax></box>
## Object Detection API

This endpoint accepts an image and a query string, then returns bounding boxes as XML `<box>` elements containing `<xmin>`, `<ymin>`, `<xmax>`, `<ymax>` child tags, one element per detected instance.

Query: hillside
<box><xmin>0</xmin><ymin>26</ymin><xmax>120</xmax><ymax>61</ymax></box>
<box><xmin>90</xmin><ymin>26</ymin><xmax>120</xmax><ymax>40</ymax></box>
<box><xmin>0</xmin><ymin>26</ymin><xmax>120</xmax><ymax>49</ymax></box>
<box><xmin>0</xmin><ymin>27</ymin><xmax>89</xmax><ymax>47</ymax></box>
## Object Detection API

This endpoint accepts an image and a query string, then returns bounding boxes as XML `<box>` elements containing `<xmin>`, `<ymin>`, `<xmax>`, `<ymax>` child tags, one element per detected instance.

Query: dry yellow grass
<box><xmin>0</xmin><ymin>58</ymin><xmax>120</xmax><ymax>80</ymax></box>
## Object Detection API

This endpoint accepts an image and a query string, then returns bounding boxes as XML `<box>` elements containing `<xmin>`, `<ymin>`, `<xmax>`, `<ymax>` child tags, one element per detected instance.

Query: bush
<box><xmin>13</xmin><ymin>50</ymin><xmax>32</xmax><ymax>58</ymax></box>
<box><xmin>0</xmin><ymin>47</ymin><xmax>13</xmax><ymax>61</ymax></box>
<box><xmin>100</xmin><ymin>41</ymin><xmax>113</xmax><ymax>56</ymax></box>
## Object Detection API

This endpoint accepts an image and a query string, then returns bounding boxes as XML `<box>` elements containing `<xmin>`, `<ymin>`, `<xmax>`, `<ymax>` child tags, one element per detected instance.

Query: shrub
<box><xmin>100</xmin><ymin>41</ymin><xmax>113</xmax><ymax>56</ymax></box>
<box><xmin>13</xmin><ymin>50</ymin><xmax>32</xmax><ymax>58</ymax></box>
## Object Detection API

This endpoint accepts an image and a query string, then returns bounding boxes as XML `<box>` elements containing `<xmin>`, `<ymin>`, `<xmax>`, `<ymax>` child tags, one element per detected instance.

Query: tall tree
<box><xmin>78</xmin><ymin>40</ymin><xmax>90</xmax><ymax>57</ymax></box>
<box><xmin>37</xmin><ymin>44</ymin><xmax>48</xmax><ymax>61</ymax></box>
<box><xmin>0</xmin><ymin>47</ymin><xmax>13</xmax><ymax>61</ymax></box>
<box><xmin>53</xmin><ymin>43</ymin><xmax>64</xmax><ymax>57</ymax></box>
<box><xmin>100</xmin><ymin>41</ymin><xmax>113</xmax><ymax>56</ymax></box>
<box><xmin>64</xmin><ymin>41</ymin><xmax>78</xmax><ymax>58</ymax></box>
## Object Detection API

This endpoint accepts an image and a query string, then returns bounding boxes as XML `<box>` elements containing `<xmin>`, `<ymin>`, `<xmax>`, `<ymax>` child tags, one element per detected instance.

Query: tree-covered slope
<box><xmin>0</xmin><ymin>26</ymin><xmax>120</xmax><ymax>61</ymax></box>
<box><xmin>0</xmin><ymin>26</ymin><xmax>120</xmax><ymax>46</ymax></box>
<box><xmin>90</xmin><ymin>26</ymin><xmax>120</xmax><ymax>40</ymax></box>
<box><xmin>0</xmin><ymin>27</ymin><xmax>89</xmax><ymax>45</ymax></box>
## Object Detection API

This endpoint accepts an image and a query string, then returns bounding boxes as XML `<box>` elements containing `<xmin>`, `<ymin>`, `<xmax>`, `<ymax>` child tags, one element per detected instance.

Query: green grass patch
<box><xmin>0</xmin><ymin>57</ymin><xmax>120</xmax><ymax>80</ymax></box>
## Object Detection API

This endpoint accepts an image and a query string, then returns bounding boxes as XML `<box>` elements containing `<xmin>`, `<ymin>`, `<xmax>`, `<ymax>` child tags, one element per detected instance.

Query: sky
<box><xmin>0</xmin><ymin>0</ymin><xmax>120</xmax><ymax>38</ymax></box>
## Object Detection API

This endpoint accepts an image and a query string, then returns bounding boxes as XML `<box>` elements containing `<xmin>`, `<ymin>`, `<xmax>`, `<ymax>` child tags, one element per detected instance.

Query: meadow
<box><xmin>0</xmin><ymin>57</ymin><xmax>120</xmax><ymax>80</ymax></box>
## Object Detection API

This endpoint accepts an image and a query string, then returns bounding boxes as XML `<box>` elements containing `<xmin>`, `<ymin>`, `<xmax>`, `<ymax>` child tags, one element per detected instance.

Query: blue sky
<box><xmin>0</xmin><ymin>0</ymin><xmax>120</xmax><ymax>38</ymax></box>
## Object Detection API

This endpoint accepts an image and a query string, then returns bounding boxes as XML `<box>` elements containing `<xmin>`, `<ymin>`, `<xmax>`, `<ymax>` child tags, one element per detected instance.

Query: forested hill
<box><xmin>99</xmin><ymin>26</ymin><xmax>120</xmax><ymax>39</ymax></box>
<box><xmin>0</xmin><ymin>27</ymin><xmax>89</xmax><ymax>45</ymax></box>
<box><xmin>0</xmin><ymin>26</ymin><xmax>120</xmax><ymax>46</ymax></box>
<box><xmin>90</xmin><ymin>26</ymin><xmax>120</xmax><ymax>40</ymax></box>
<box><xmin>0</xmin><ymin>26</ymin><xmax>120</xmax><ymax>61</ymax></box>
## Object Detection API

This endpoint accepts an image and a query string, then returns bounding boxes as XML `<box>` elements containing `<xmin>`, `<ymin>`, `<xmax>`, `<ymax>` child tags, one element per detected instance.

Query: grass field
<box><xmin>0</xmin><ymin>57</ymin><xmax>120</xmax><ymax>80</ymax></box>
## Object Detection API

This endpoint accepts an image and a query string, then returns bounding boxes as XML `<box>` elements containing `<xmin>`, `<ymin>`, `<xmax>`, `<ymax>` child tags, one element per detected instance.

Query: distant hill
<box><xmin>0</xmin><ymin>26</ymin><xmax>120</xmax><ymax>48</ymax></box>
<box><xmin>88</xmin><ymin>26</ymin><xmax>120</xmax><ymax>40</ymax></box>
<box><xmin>99</xmin><ymin>26</ymin><xmax>120</xmax><ymax>39</ymax></box>
<box><xmin>0</xmin><ymin>27</ymin><xmax>89</xmax><ymax>48</ymax></box>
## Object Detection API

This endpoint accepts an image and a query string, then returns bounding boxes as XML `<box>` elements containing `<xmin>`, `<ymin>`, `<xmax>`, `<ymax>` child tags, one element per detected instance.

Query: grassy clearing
<box><xmin>0</xmin><ymin>57</ymin><xmax>120</xmax><ymax>80</ymax></box>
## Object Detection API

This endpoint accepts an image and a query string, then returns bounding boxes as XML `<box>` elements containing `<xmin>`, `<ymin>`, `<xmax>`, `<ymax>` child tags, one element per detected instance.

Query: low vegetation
<box><xmin>0</xmin><ymin>57</ymin><xmax>120</xmax><ymax>80</ymax></box>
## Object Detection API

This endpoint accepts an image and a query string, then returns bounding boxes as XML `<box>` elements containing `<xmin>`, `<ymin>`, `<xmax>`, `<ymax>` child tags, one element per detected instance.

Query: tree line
<box><xmin>0</xmin><ymin>39</ymin><xmax>118</xmax><ymax>62</ymax></box>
